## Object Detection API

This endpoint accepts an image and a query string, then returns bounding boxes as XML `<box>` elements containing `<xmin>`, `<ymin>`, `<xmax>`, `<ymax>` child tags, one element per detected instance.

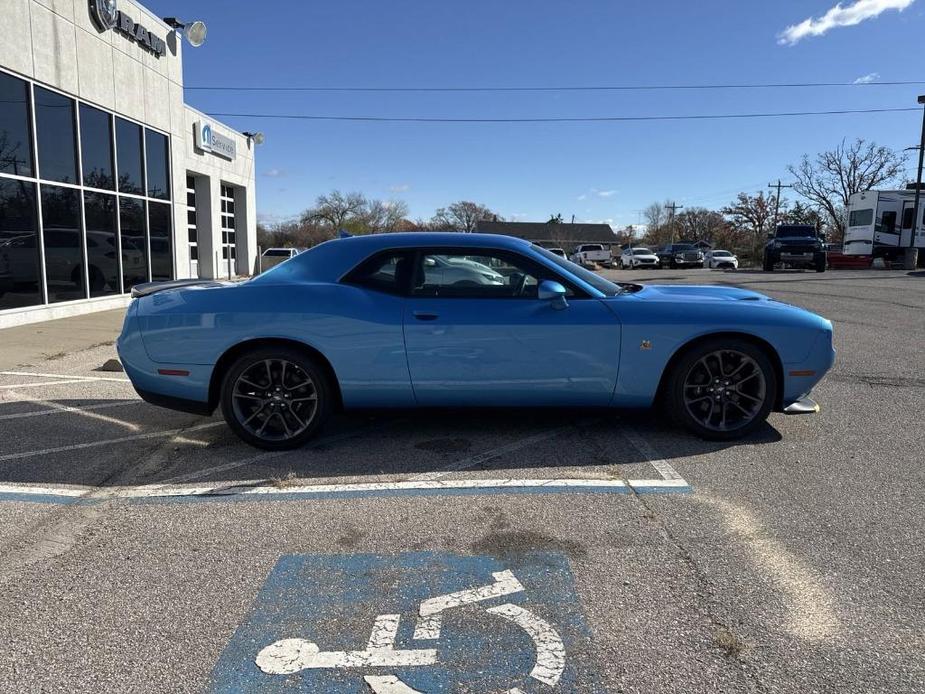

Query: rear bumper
<box><xmin>117</xmin><ymin>301</ymin><xmax>215</xmax><ymax>413</ymax></box>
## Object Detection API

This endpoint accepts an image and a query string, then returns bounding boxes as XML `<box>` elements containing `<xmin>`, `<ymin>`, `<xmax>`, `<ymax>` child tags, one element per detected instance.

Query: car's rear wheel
<box><xmin>220</xmin><ymin>347</ymin><xmax>331</xmax><ymax>450</ymax></box>
<box><xmin>665</xmin><ymin>339</ymin><xmax>776</xmax><ymax>440</ymax></box>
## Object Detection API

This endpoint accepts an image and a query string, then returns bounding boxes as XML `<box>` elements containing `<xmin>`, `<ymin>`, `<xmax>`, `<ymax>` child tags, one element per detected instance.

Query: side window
<box><xmin>344</xmin><ymin>251</ymin><xmax>413</xmax><ymax>295</ymax></box>
<box><xmin>902</xmin><ymin>208</ymin><xmax>914</xmax><ymax>230</ymax></box>
<box><xmin>413</xmin><ymin>250</ymin><xmax>567</xmax><ymax>299</ymax></box>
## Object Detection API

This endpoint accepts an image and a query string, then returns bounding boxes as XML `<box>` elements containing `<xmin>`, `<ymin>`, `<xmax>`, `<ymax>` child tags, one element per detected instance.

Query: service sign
<box><xmin>195</xmin><ymin>120</ymin><xmax>237</xmax><ymax>161</ymax></box>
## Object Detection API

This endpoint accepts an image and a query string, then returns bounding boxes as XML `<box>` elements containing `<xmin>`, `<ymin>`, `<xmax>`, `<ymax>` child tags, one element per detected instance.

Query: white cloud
<box><xmin>263</xmin><ymin>168</ymin><xmax>285</xmax><ymax>178</ymax></box>
<box><xmin>778</xmin><ymin>0</ymin><xmax>915</xmax><ymax>45</ymax></box>
<box><xmin>853</xmin><ymin>72</ymin><xmax>881</xmax><ymax>83</ymax></box>
<box><xmin>577</xmin><ymin>194</ymin><xmax>588</xmax><ymax>201</ymax></box>
<box><xmin>595</xmin><ymin>189</ymin><xmax>617</xmax><ymax>198</ymax></box>
<box><xmin>389</xmin><ymin>183</ymin><xmax>410</xmax><ymax>193</ymax></box>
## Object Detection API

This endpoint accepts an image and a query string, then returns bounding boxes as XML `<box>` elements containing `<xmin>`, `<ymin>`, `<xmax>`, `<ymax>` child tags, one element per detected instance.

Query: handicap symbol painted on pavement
<box><xmin>210</xmin><ymin>552</ymin><xmax>606</xmax><ymax>692</ymax></box>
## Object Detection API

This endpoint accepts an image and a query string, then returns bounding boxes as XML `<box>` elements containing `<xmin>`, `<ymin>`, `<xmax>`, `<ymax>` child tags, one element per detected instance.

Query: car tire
<box><xmin>665</xmin><ymin>338</ymin><xmax>777</xmax><ymax>441</ymax></box>
<box><xmin>815</xmin><ymin>257</ymin><xmax>826</xmax><ymax>273</ymax></box>
<box><xmin>763</xmin><ymin>257</ymin><xmax>774</xmax><ymax>272</ymax></box>
<box><xmin>220</xmin><ymin>346</ymin><xmax>332</xmax><ymax>450</ymax></box>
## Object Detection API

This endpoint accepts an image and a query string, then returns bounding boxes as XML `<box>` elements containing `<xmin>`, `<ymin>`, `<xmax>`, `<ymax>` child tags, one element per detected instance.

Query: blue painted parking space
<box><xmin>210</xmin><ymin>552</ymin><xmax>605</xmax><ymax>693</ymax></box>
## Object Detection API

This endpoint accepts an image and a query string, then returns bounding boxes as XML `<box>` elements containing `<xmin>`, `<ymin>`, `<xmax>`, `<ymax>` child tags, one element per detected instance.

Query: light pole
<box><xmin>906</xmin><ymin>95</ymin><xmax>925</xmax><ymax>269</ymax></box>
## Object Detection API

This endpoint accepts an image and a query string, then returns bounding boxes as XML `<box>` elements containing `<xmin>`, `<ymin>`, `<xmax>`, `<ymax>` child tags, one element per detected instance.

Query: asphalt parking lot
<box><xmin>0</xmin><ymin>268</ymin><xmax>923</xmax><ymax>693</ymax></box>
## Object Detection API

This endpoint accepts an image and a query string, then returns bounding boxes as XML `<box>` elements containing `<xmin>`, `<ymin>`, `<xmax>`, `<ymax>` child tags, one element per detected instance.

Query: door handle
<box><xmin>413</xmin><ymin>311</ymin><xmax>439</xmax><ymax>321</ymax></box>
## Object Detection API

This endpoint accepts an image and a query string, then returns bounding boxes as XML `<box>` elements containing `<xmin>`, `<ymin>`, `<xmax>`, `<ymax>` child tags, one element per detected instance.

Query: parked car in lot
<box><xmin>703</xmin><ymin>250</ymin><xmax>739</xmax><ymax>270</ymax></box>
<box><xmin>764</xmin><ymin>225</ymin><xmax>826</xmax><ymax>272</ymax></box>
<box><xmin>620</xmin><ymin>247</ymin><xmax>659</xmax><ymax>269</ymax></box>
<box><xmin>655</xmin><ymin>243</ymin><xmax>704</xmax><ymax>269</ymax></box>
<box><xmin>569</xmin><ymin>244</ymin><xmax>612</xmax><ymax>267</ymax></box>
<box><xmin>546</xmin><ymin>247</ymin><xmax>567</xmax><ymax>258</ymax></box>
<box><xmin>119</xmin><ymin>233</ymin><xmax>834</xmax><ymax>449</ymax></box>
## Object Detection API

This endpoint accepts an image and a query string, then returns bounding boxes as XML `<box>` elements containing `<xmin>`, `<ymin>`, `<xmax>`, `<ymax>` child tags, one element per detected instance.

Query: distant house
<box><xmin>474</xmin><ymin>221</ymin><xmax>618</xmax><ymax>251</ymax></box>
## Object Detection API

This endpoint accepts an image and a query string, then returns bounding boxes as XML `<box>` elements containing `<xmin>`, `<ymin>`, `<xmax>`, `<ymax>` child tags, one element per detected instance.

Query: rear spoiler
<box><xmin>130</xmin><ymin>278</ymin><xmax>233</xmax><ymax>298</ymax></box>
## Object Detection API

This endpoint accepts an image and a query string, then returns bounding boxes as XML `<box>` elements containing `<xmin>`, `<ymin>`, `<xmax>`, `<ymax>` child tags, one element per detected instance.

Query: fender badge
<box><xmin>640</xmin><ymin>340</ymin><xmax>653</xmax><ymax>351</ymax></box>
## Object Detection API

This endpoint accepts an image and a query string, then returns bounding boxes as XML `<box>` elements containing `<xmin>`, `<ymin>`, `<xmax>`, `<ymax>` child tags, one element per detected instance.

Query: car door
<box><xmin>402</xmin><ymin>247</ymin><xmax>621</xmax><ymax>406</ymax></box>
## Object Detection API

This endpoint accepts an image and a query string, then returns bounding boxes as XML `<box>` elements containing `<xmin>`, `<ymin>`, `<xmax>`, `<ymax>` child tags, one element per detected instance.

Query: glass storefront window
<box><xmin>0</xmin><ymin>178</ymin><xmax>41</xmax><ymax>310</ymax></box>
<box><xmin>80</xmin><ymin>105</ymin><xmax>114</xmax><ymax>190</ymax></box>
<box><xmin>145</xmin><ymin>130</ymin><xmax>170</xmax><ymax>200</ymax></box>
<box><xmin>40</xmin><ymin>185</ymin><xmax>85</xmax><ymax>303</ymax></box>
<box><xmin>120</xmin><ymin>197</ymin><xmax>148</xmax><ymax>291</ymax></box>
<box><xmin>34</xmin><ymin>87</ymin><xmax>78</xmax><ymax>184</ymax></box>
<box><xmin>84</xmin><ymin>192</ymin><xmax>119</xmax><ymax>296</ymax></box>
<box><xmin>149</xmin><ymin>201</ymin><xmax>173</xmax><ymax>281</ymax></box>
<box><xmin>115</xmin><ymin>117</ymin><xmax>144</xmax><ymax>195</ymax></box>
<box><xmin>1</xmin><ymin>69</ymin><xmax>179</xmax><ymax>312</ymax></box>
<box><xmin>0</xmin><ymin>72</ymin><xmax>33</xmax><ymax>177</ymax></box>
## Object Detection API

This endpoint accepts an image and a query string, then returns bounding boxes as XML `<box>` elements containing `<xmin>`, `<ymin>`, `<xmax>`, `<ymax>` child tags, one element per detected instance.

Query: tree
<box><xmin>301</xmin><ymin>191</ymin><xmax>367</xmax><ymax>231</ymax></box>
<box><xmin>676</xmin><ymin>207</ymin><xmax>727</xmax><ymax>244</ymax></box>
<box><xmin>300</xmin><ymin>191</ymin><xmax>410</xmax><ymax>235</ymax></box>
<box><xmin>430</xmin><ymin>201</ymin><xmax>500</xmax><ymax>232</ymax></box>
<box><xmin>722</xmin><ymin>192</ymin><xmax>777</xmax><ymax>261</ymax></box>
<box><xmin>547</xmin><ymin>213</ymin><xmax>564</xmax><ymax>224</ymax></box>
<box><xmin>782</xmin><ymin>200</ymin><xmax>822</xmax><ymax>227</ymax></box>
<box><xmin>788</xmin><ymin>139</ymin><xmax>907</xmax><ymax>239</ymax></box>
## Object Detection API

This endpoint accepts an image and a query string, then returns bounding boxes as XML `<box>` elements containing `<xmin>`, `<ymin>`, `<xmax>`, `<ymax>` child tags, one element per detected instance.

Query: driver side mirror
<box><xmin>538</xmin><ymin>280</ymin><xmax>568</xmax><ymax>310</ymax></box>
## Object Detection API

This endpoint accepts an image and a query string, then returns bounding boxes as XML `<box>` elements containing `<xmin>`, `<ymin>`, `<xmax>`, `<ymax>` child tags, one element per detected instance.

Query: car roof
<box><xmin>249</xmin><ymin>233</ymin><xmax>534</xmax><ymax>285</ymax></box>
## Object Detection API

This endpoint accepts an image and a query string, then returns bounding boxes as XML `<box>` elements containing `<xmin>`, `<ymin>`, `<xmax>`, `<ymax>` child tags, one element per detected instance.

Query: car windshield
<box><xmin>263</xmin><ymin>249</ymin><xmax>292</xmax><ymax>257</ymax></box>
<box><xmin>672</xmin><ymin>244</ymin><xmax>696</xmax><ymax>251</ymax></box>
<box><xmin>582</xmin><ymin>245</ymin><xmax>604</xmax><ymax>251</ymax></box>
<box><xmin>632</xmin><ymin>248</ymin><xmax>651</xmax><ymax>255</ymax></box>
<box><xmin>776</xmin><ymin>225</ymin><xmax>816</xmax><ymax>238</ymax></box>
<box><xmin>712</xmin><ymin>251</ymin><xmax>731</xmax><ymax>257</ymax></box>
<box><xmin>532</xmin><ymin>245</ymin><xmax>622</xmax><ymax>296</ymax></box>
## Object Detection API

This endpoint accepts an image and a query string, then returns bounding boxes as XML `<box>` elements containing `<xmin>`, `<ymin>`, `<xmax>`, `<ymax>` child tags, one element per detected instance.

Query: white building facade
<box><xmin>0</xmin><ymin>0</ymin><xmax>257</xmax><ymax>328</ymax></box>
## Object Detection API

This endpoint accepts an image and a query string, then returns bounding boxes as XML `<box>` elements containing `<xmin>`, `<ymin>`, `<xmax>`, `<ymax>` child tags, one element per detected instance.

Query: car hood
<box><xmin>629</xmin><ymin>284</ymin><xmax>772</xmax><ymax>303</ymax></box>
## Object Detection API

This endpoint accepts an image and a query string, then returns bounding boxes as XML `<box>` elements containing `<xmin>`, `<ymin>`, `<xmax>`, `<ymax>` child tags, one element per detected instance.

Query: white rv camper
<box><xmin>844</xmin><ymin>189</ymin><xmax>924</xmax><ymax>257</ymax></box>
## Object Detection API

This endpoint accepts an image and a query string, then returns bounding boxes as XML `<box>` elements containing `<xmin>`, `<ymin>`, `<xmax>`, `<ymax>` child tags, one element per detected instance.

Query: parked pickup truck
<box><xmin>569</xmin><ymin>244</ymin><xmax>613</xmax><ymax>267</ymax></box>
<box><xmin>763</xmin><ymin>225</ymin><xmax>826</xmax><ymax>272</ymax></box>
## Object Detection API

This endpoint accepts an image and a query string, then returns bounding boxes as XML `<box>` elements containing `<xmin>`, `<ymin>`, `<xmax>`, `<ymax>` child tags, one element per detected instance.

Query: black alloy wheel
<box><xmin>221</xmin><ymin>347</ymin><xmax>331</xmax><ymax>450</ymax></box>
<box><xmin>666</xmin><ymin>338</ymin><xmax>776</xmax><ymax>440</ymax></box>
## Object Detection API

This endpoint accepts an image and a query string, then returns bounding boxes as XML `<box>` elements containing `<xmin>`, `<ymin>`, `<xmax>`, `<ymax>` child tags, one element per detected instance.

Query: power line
<box><xmin>206</xmin><ymin>106</ymin><xmax>919</xmax><ymax>124</ymax></box>
<box><xmin>186</xmin><ymin>80</ymin><xmax>925</xmax><ymax>93</ymax></box>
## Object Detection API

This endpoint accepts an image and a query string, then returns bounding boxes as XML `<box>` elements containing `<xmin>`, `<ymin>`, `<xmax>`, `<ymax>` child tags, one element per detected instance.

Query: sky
<box><xmin>145</xmin><ymin>0</ymin><xmax>925</xmax><ymax>228</ymax></box>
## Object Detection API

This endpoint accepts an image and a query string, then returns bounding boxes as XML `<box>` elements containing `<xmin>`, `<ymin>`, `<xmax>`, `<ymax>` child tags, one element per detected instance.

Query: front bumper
<box><xmin>783</xmin><ymin>397</ymin><xmax>820</xmax><ymax>415</ymax></box>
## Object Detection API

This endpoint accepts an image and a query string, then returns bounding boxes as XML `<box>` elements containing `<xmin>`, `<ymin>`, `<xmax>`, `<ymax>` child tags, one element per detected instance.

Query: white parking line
<box><xmin>620</xmin><ymin>427</ymin><xmax>686</xmax><ymax>483</ymax></box>
<box><xmin>0</xmin><ymin>371</ymin><xmax>131</xmax><ymax>383</ymax></box>
<box><xmin>485</xmin><ymin>603</ymin><xmax>566</xmax><ymax>686</ymax></box>
<box><xmin>0</xmin><ymin>421</ymin><xmax>225</xmax><ymax>463</ymax></box>
<box><xmin>0</xmin><ymin>477</ymin><xmax>688</xmax><ymax>502</ymax></box>
<box><xmin>0</xmin><ymin>380</ymin><xmax>100</xmax><ymax>390</ymax></box>
<box><xmin>0</xmin><ymin>401</ymin><xmax>136</xmax><ymax>422</ymax></box>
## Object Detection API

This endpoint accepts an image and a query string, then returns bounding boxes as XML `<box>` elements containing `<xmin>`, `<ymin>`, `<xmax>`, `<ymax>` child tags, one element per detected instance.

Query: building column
<box><xmin>234</xmin><ymin>182</ymin><xmax>257</xmax><ymax>276</ymax></box>
<box><xmin>193</xmin><ymin>174</ymin><xmax>219</xmax><ymax>279</ymax></box>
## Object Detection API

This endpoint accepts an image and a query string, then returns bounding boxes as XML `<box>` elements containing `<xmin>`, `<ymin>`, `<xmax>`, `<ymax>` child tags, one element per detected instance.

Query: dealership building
<box><xmin>0</xmin><ymin>0</ymin><xmax>257</xmax><ymax>328</ymax></box>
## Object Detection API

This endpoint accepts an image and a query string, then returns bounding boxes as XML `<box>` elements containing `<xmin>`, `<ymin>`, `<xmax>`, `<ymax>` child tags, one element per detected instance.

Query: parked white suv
<box><xmin>620</xmin><ymin>247</ymin><xmax>659</xmax><ymax>269</ymax></box>
<box><xmin>703</xmin><ymin>250</ymin><xmax>739</xmax><ymax>270</ymax></box>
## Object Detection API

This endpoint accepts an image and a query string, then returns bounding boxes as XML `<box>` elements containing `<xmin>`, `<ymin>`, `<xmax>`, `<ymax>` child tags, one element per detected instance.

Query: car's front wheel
<box><xmin>665</xmin><ymin>338</ymin><xmax>777</xmax><ymax>440</ymax></box>
<box><xmin>220</xmin><ymin>347</ymin><xmax>332</xmax><ymax>450</ymax></box>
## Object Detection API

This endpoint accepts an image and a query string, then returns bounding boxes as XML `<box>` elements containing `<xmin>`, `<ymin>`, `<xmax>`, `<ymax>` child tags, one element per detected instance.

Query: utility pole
<box><xmin>666</xmin><ymin>203</ymin><xmax>683</xmax><ymax>243</ymax></box>
<box><xmin>768</xmin><ymin>179</ymin><xmax>793</xmax><ymax>229</ymax></box>
<box><xmin>905</xmin><ymin>95</ymin><xmax>925</xmax><ymax>269</ymax></box>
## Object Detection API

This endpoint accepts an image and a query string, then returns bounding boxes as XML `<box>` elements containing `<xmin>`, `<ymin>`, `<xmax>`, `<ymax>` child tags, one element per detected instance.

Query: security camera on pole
<box><xmin>905</xmin><ymin>95</ymin><xmax>925</xmax><ymax>270</ymax></box>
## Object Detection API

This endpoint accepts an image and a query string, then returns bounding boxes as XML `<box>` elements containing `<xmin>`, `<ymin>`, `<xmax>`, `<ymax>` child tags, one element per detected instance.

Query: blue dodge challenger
<box><xmin>118</xmin><ymin>233</ymin><xmax>834</xmax><ymax>450</ymax></box>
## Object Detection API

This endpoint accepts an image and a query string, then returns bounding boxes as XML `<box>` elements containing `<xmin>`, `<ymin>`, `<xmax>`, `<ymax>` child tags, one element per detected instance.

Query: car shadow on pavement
<box><xmin>0</xmin><ymin>398</ymin><xmax>783</xmax><ymax>488</ymax></box>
